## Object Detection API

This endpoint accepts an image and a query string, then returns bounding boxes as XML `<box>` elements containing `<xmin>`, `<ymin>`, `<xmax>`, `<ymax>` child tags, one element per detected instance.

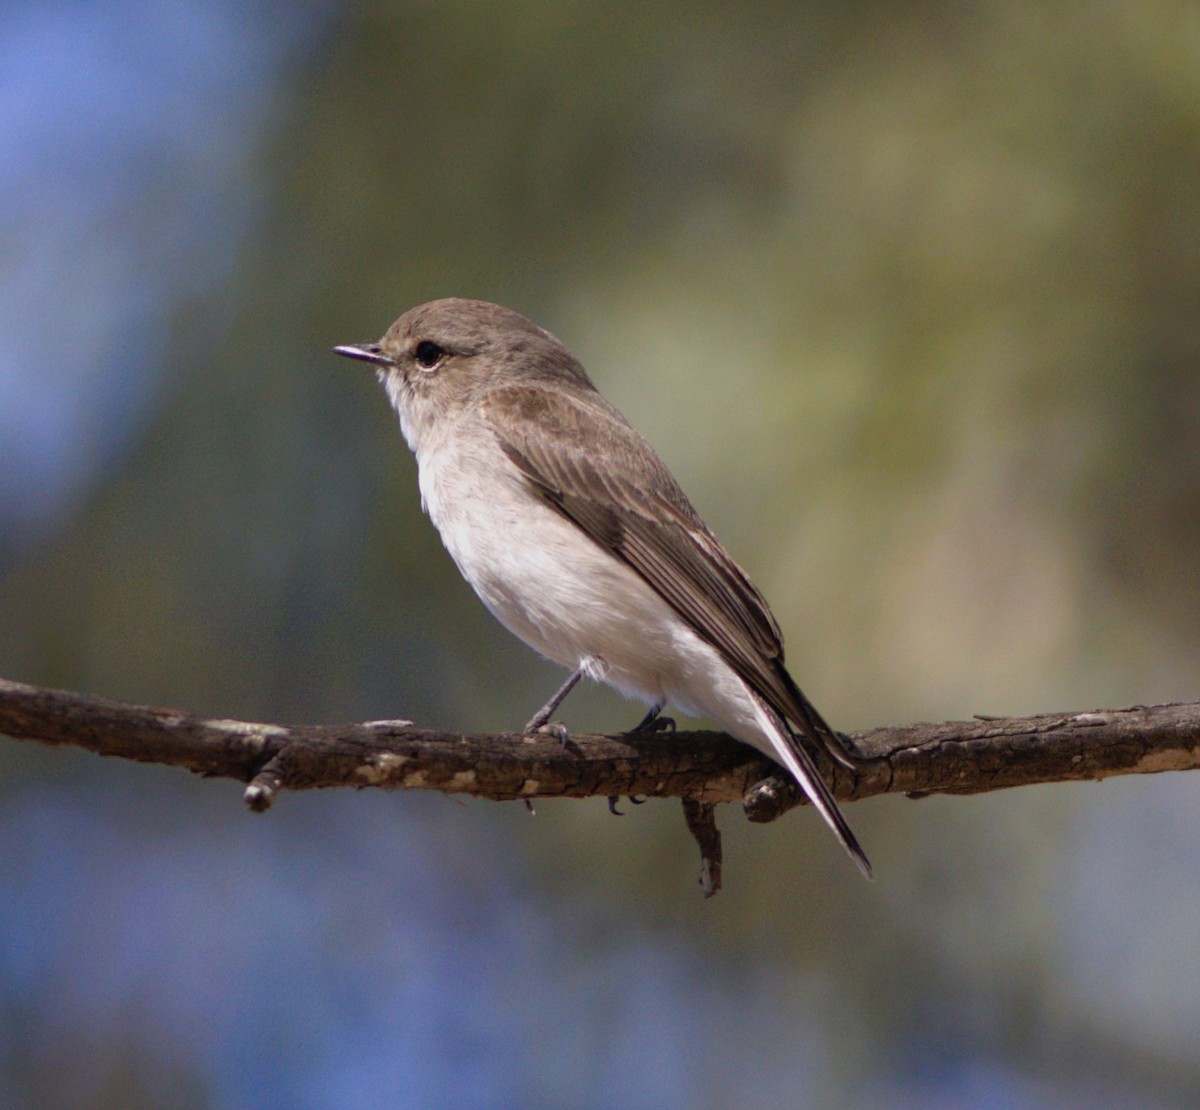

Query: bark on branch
<box><xmin>3</xmin><ymin>676</ymin><xmax>1198</xmax><ymax>893</ymax></box>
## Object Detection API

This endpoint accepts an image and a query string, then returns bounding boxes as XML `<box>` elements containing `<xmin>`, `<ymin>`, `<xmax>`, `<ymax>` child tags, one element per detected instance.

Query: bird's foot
<box><xmin>607</xmin><ymin>795</ymin><xmax>647</xmax><ymax>816</ymax></box>
<box><xmin>524</xmin><ymin>719</ymin><xmax>570</xmax><ymax>746</ymax></box>
<box><xmin>628</xmin><ymin>702</ymin><xmax>675</xmax><ymax>735</ymax></box>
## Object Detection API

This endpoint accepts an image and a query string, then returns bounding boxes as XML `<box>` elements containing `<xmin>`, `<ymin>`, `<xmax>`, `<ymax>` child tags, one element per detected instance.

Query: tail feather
<box><xmin>752</xmin><ymin>692</ymin><xmax>873</xmax><ymax>880</ymax></box>
<box><xmin>779</xmin><ymin>667</ymin><xmax>860</xmax><ymax>771</ymax></box>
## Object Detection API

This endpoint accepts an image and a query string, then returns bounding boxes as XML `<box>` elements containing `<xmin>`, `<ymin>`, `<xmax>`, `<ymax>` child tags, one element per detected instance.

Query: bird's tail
<box><xmin>752</xmin><ymin>693</ymin><xmax>873</xmax><ymax>880</ymax></box>
<box><xmin>780</xmin><ymin>668</ymin><xmax>861</xmax><ymax>771</ymax></box>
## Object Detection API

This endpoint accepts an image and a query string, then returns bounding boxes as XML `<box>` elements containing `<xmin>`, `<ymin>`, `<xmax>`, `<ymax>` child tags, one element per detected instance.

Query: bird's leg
<box><xmin>629</xmin><ymin>700</ymin><xmax>675</xmax><ymax>735</ymax></box>
<box><xmin>605</xmin><ymin>702</ymin><xmax>672</xmax><ymax>815</ymax></box>
<box><xmin>523</xmin><ymin>667</ymin><xmax>583</xmax><ymax>737</ymax></box>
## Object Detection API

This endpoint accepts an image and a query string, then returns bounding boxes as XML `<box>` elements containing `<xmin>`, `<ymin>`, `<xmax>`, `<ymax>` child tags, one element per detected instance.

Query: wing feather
<box><xmin>481</xmin><ymin>384</ymin><xmax>847</xmax><ymax>760</ymax></box>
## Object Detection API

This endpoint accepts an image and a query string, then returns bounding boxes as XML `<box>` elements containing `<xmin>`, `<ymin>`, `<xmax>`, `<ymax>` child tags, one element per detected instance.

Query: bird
<box><xmin>335</xmin><ymin>298</ymin><xmax>871</xmax><ymax>878</ymax></box>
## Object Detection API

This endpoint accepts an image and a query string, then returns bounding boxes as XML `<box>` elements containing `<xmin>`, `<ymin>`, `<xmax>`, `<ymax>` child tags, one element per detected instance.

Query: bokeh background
<box><xmin>2</xmin><ymin>2</ymin><xmax>1199</xmax><ymax>1106</ymax></box>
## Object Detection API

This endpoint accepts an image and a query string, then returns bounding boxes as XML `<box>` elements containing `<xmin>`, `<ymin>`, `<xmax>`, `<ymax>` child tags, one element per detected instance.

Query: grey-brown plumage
<box><xmin>335</xmin><ymin>298</ymin><xmax>871</xmax><ymax>878</ymax></box>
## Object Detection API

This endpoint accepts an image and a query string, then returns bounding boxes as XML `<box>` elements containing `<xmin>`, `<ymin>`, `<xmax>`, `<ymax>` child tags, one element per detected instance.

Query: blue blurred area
<box><xmin>2</xmin><ymin>767</ymin><xmax>1182</xmax><ymax>1106</ymax></box>
<box><xmin>0</xmin><ymin>0</ymin><xmax>323</xmax><ymax>550</ymax></box>
<box><xmin>0</xmin><ymin>768</ymin><xmax>838</xmax><ymax>1108</ymax></box>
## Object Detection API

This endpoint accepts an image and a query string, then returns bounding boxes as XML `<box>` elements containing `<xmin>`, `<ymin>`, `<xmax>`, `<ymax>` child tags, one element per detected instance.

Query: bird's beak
<box><xmin>333</xmin><ymin>343</ymin><xmax>397</xmax><ymax>367</ymax></box>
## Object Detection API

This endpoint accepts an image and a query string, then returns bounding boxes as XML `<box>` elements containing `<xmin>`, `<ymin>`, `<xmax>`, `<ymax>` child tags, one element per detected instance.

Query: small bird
<box><xmin>335</xmin><ymin>299</ymin><xmax>871</xmax><ymax>878</ymax></box>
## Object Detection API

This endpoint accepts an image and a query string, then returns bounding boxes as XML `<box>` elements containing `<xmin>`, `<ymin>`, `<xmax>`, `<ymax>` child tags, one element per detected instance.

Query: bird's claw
<box><xmin>629</xmin><ymin>702</ymin><xmax>676</xmax><ymax>735</ymax></box>
<box><xmin>525</xmin><ymin>721</ymin><xmax>570</xmax><ymax>746</ymax></box>
<box><xmin>607</xmin><ymin>795</ymin><xmax>647</xmax><ymax>815</ymax></box>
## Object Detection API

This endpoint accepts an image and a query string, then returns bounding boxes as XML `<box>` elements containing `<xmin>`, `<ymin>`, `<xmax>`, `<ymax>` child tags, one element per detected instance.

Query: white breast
<box><xmin>407</xmin><ymin>412</ymin><xmax>776</xmax><ymax>755</ymax></box>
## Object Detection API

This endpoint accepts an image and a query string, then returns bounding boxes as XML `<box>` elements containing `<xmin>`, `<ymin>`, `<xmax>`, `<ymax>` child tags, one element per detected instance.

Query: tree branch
<box><xmin>3</xmin><ymin>676</ymin><xmax>1198</xmax><ymax>893</ymax></box>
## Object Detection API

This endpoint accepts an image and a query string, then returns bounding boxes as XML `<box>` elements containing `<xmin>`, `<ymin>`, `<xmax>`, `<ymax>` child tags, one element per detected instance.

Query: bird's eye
<box><xmin>414</xmin><ymin>340</ymin><xmax>445</xmax><ymax>369</ymax></box>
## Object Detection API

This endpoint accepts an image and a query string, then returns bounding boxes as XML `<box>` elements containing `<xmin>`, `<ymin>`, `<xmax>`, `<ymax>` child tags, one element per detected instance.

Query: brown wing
<box><xmin>481</xmin><ymin>384</ymin><xmax>846</xmax><ymax>758</ymax></box>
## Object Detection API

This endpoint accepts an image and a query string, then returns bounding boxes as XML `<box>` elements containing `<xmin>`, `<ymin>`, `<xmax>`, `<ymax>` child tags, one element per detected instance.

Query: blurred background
<box><xmin>2</xmin><ymin>1</ymin><xmax>1199</xmax><ymax>1105</ymax></box>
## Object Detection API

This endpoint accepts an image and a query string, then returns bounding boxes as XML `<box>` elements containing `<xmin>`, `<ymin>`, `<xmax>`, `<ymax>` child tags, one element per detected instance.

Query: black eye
<box><xmin>414</xmin><ymin>340</ymin><xmax>445</xmax><ymax>369</ymax></box>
